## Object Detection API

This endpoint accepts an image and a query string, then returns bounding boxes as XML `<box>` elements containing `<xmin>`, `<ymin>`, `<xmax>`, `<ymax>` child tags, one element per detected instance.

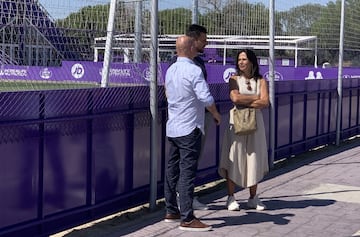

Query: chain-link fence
<box><xmin>0</xmin><ymin>0</ymin><xmax>358</xmax><ymax>90</ymax></box>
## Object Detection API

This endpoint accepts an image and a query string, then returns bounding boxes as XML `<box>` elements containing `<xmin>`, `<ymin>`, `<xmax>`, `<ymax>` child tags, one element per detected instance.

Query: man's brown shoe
<box><xmin>164</xmin><ymin>213</ymin><xmax>181</xmax><ymax>223</ymax></box>
<box><xmin>179</xmin><ymin>218</ymin><xmax>212</xmax><ymax>231</ymax></box>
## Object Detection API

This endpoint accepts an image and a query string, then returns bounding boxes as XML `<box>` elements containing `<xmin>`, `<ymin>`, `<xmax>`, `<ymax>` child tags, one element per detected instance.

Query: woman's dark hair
<box><xmin>235</xmin><ymin>49</ymin><xmax>262</xmax><ymax>80</ymax></box>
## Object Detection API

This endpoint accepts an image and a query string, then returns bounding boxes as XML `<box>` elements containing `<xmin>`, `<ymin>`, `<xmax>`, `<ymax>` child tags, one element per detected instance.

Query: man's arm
<box><xmin>206</xmin><ymin>103</ymin><xmax>221</xmax><ymax>125</ymax></box>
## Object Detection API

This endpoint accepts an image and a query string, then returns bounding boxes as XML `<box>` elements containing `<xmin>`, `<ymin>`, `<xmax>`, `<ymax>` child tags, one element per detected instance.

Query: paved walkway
<box><xmin>56</xmin><ymin>138</ymin><xmax>360</xmax><ymax>237</ymax></box>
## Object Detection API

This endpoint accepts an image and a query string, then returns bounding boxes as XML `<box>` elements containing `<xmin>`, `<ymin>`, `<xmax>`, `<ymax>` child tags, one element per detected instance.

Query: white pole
<box><xmin>314</xmin><ymin>38</ymin><xmax>318</xmax><ymax>68</ymax></box>
<box><xmin>94</xmin><ymin>48</ymin><xmax>98</xmax><ymax>62</ymax></box>
<box><xmin>268</xmin><ymin>0</ymin><xmax>275</xmax><ymax>168</ymax></box>
<box><xmin>336</xmin><ymin>0</ymin><xmax>345</xmax><ymax>146</ymax></box>
<box><xmin>134</xmin><ymin>0</ymin><xmax>142</xmax><ymax>63</ymax></box>
<box><xmin>149</xmin><ymin>0</ymin><xmax>158</xmax><ymax>211</ymax></box>
<box><xmin>101</xmin><ymin>0</ymin><xmax>117</xmax><ymax>87</ymax></box>
<box><xmin>192</xmin><ymin>0</ymin><xmax>198</xmax><ymax>24</ymax></box>
<box><xmin>295</xmin><ymin>45</ymin><xmax>298</xmax><ymax>68</ymax></box>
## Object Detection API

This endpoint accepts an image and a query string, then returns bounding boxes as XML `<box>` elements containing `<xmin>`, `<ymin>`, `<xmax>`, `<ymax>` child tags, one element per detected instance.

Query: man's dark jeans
<box><xmin>164</xmin><ymin>127</ymin><xmax>202</xmax><ymax>222</ymax></box>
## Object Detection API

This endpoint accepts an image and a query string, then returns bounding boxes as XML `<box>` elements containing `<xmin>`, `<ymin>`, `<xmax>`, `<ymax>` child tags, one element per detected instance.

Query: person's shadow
<box><xmin>207</xmin><ymin>212</ymin><xmax>295</xmax><ymax>228</ymax></box>
<box><xmin>205</xmin><ymin>198</ymin><xmax>335</xmax><ymax>228</ymax></box>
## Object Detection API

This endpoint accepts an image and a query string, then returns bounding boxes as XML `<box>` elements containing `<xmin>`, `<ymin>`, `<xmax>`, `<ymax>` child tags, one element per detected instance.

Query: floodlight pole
<box><xmin>336</xmin><ymin>0</ymin><xmax>345</xmax><ymax>146</ymax></box>
<box><xmin>149</xmin><ymin>0</ymin><xmax>159</xmax><ymax>211</ymax></box>
<box><xmin>268</xmin><ymin>0</ymin><xmax>275</xmax><ymax>168</ymax></box>
<box><xmin>101</xmin><ymin>0</ymin><xmax>117</xmax><ymax>87</ymax></box>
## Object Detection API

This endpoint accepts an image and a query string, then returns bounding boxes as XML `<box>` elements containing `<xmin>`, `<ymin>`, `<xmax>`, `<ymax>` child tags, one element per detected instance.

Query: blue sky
<box><xmin>39</xmin><ymin>0</ymin><xmax>334</xmax><ymax>19</ymax></box>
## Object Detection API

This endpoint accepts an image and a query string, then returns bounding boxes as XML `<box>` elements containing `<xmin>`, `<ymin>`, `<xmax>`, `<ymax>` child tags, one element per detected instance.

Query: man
<box><xmin>164</xmin><ymin>35</ymin><xmax>221</xmax><ymax>231</ymax></box>
<box><xmin>171</xmin><ymin>24</ymin><xmax>211</xmax><ymax>210</ymax></box>
<box><xmin>185</xmin><ymin>24</ymin><xmax>208</xmax><ymax>80</ymax></box>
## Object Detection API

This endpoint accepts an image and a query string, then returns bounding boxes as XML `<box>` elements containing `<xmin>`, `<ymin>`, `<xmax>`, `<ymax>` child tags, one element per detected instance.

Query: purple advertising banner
<box><xmin>1</xmin><ymin>61</ymin><xmax>360</xmax><ymax>84</ymax></box>
<box><xmin>0</xmin><ymin>61</ymin><xmax>163</xmax><ymax>84</ymax></box>
<box><xmin>206</xmin><ymin>64</ymin><xmax>360</xmax><ymax>83</ymax></box>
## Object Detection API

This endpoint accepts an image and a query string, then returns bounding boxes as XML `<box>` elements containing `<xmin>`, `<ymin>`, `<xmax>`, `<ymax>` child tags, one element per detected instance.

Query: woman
<box><xmin>219</xmin><ymin>49</ymin><xmax>269</xmax><ymax>211</ymax></box>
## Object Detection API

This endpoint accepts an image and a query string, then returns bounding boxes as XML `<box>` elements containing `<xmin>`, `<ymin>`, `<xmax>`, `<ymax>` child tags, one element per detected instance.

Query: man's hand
<box><xmin>212</xmin><ymin>112</ymin><xmax>221</xmax><ymax>125</ymax></box>
<box><xmin>206</xmin><ymin>103</ymin><xmax>221</xmax><ymax>125</ymax></box>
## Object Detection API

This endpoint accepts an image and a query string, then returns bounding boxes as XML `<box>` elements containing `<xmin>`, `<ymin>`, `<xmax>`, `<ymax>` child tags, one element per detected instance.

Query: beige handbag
<box><xmin>232</xmin><ymin>76</ymin><xmax>257</xmax><ymax>135</ymax></box>
<box><xmin>233</xmin><ymin>107</ymin><xmax>257</xmax><ymax>135</ymax></box>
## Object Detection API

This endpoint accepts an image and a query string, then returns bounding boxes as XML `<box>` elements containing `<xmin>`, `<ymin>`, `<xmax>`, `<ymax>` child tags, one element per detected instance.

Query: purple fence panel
<box><xmin>277</xmin><ymin>95</ymin><xmax>292</xmax><ymax>148</ymax></box>
<box><xmin>198</xmin><ymin>115</ymin><xmax>218</xmax><ymax>170</ymax></box>
<box><xmin>93</xmin><ymin>115</ymin><xmax>128</xmax><ymax>203</ymax></box>
<box><xmin>0</xmin><ymin>92</ymin><xmax>40</xmax><ymax>121</ymax></box>
<box><xmin>306</xmin><ymin>93</ymin><xmax>320</xmax><ymax>138</ymax></box>
<box><xmin>350</xmin><ymin>88</ymin><xmax>360</xmax><ymax>128</ymax></box>
<box><xmin>132</xmin><ymin>112</ymin><xmax>151</xmax><ymax>189</ymax></box>
<box><xmin>0</xmin><ymin>125</ymin><xmax>39</xmax><ymax>228</ymax></box>
<box><xmin>43</xmin><ymin>121</ymin><xmax>88</xmax><ymax>215</ymax></box>
<box><xmin>44</xmin><ymin>90</ymin><xmax>91</xmax><ymax>118</ymax></box>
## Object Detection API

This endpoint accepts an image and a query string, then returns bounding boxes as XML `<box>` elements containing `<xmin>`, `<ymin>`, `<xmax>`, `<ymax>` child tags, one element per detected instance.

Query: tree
<box><xmin>276</xmin><ymin>4</ymin><xmax>325</xmax><ymax>65</ymax></box>
<box><xmin>279</xmin><ymin>4</ymin><xmax>325</xmax><ymax>36</ymax></box>
<box><xmin>200</xmin><ymin>0</ymin><xmax>270</xmax><ymax>35</ymax></box>
<box><xmin>48</xmin><ymin>0</ymin><xmax>360</xmax><ymax>65</ymax></box>
<box><xmin>56</xmin><ymin>4</ymin><xmax>109</xmax><ymax>36</ymax></box>
<box><xmin>54</xmin><ymin>2</ymin><xmax>136</xmax><ymax>61</ymax></box>
<box><xmin>158</xmin><ymin>8</ymin><xmax>192</xmax><ymax>34</ymax></box>
<box><xmin>343</xmin><ymin>0</ymin><xmax>360</xmax><ymax>65</ymax></box>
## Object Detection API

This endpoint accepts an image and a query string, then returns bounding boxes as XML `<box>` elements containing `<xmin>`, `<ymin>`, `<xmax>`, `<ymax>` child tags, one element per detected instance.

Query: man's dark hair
<box><xmin>186</xmin><ymin>24</ymin><xmax>207</xmax><ymax>39</ymax></box>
